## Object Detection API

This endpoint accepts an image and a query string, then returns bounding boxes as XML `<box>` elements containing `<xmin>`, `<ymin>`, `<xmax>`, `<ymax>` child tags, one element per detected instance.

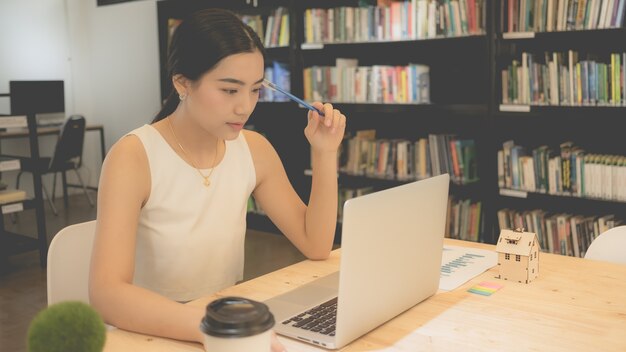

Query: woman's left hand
<box><xmin>304</xmin><ymin>102</ymin><xmax>346</xmax><ymax>153</ymax></box>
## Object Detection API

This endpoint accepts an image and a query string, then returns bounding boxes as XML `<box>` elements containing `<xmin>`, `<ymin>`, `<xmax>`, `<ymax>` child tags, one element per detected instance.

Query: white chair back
<box><xmin>584</xmin><ymin>226</ymin><xmax>626</xmax><ymax>265</ymax></box>
<box><xmin>47</xmin><ymin>220</ymin><xmax>97</xmax><ymax>305</ymax></box>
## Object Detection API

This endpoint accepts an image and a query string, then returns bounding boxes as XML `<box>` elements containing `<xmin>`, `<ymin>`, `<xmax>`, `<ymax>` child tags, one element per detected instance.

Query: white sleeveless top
<box><xmin>128</xmin><ymin>124</ymin><xmax>256</xmax><ymax>302</ymax></box>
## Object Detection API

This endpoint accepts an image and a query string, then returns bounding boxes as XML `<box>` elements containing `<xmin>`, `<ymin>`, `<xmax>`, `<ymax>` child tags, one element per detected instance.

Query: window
<box><xmin>516</xmin><ymin>255</ymin><xmax>521</xmax><ymax>262</ymax></box>
<box><xmin>534</xmin><ymin>252</ymin><xmax>537</xmax><ymax>259</ymax></box>
<box><xmin>505</xmin><ymin>253</ymin><xmax>510</xmax><ymax>260</ymax></box>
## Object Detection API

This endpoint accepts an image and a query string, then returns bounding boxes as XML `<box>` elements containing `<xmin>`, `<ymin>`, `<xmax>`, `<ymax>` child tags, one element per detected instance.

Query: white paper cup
<box><xmin>200</xmin><ymin>297</ymin><xmax>275</xmax><ymax>352</ymax></box>
<box><xmin>203</xmin><ymin>329</ymin><xmax>272</xmax><ymax>352</ymax></box>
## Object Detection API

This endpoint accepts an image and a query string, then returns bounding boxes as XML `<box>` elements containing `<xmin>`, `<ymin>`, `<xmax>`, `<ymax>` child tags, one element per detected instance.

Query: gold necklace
<box><xmin>167</xmin><ymin>117</ymin><xmax>219</xmax><ymax>187</ymax></box>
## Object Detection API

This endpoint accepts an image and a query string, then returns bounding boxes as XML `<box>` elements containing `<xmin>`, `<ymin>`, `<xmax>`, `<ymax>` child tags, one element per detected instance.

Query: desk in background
<box><xmin>0</xmin><ymin>124</ymin><xmax>106</xmax><ymax>164</ymax></box>
<box><xmin>103</xmin><ymin>239</ymin><xmax>626</xmax><ymax>351</ymax></box>
<box><xmin>0</xmin><ymin>124</ymin><xmax>106</xmax><ymax>191</ymax></box>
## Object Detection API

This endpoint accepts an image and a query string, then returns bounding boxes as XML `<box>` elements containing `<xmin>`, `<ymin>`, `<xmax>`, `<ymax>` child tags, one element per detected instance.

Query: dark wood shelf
<box><xmin>301</xmin><ymin>34</ymin><xmax>487</xmax><ymax>50</ymax></box>
<box><xmin>0</xmin><ymin>198</ymin><xmax>36</xmax><ymax>211</ymax></box>
<box><xmin>305</xmin><ymin>170</ymin><xmax>482</xmax><ymax>199</ymax></box>
<box><xmin>297</xmin><ymin>103</ymin><xmax>488</xmax><ymax>116</ymax></box>
<box><xmin>500</xmin><ymin>27</ymin><xmax>626</xmax><ymax>43</ymax></box>
<box><xmin>498</xmin><ymin>188</ymin><xmax>626</xmax><ymax>216</ymax></box>
<box><xmin>264</xmin><ymin>45</ymin><xmax>290</xmax><ymax>52</ymax></box>
<box><xmin>497</xmin><ymin>104</ymin><xmax>626</xmax><ymax>116</ymax></box>
<box><xmin>0</xmin><ymin>230</ymin><xmax>40</xmax><ymax>257</ymax></box>
<box><xmin>0</xmin><ymin>114</ymin><xmax>48</xmax><ymax>266</ymax></box>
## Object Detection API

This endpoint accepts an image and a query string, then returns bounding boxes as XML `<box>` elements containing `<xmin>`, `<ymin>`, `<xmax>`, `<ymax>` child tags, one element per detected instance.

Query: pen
<box><xmin>262</xmin><ymin>79</ymin><xmax>325</xmax><ymax>117</ymax></box>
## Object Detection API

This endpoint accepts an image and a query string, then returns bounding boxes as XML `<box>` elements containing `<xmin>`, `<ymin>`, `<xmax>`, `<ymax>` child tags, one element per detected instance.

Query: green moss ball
<box><xmin>27</xmin><ymin>301</ymin><xmax>106</xmax><ymax>352</ymax></box>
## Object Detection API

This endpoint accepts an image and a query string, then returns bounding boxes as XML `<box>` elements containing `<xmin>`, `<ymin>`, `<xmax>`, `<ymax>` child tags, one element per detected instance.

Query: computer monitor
<box><xmin>9</xmin><ymin>80</ymin><xmax>65</xmax><ymax>115</ymax></box>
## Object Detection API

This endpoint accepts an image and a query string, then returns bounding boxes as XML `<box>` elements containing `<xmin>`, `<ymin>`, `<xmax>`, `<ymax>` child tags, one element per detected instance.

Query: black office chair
<box><xmin>16</xmin><ymin>115</ymin><xmax>94</xmax><ymax>215</ymax></box>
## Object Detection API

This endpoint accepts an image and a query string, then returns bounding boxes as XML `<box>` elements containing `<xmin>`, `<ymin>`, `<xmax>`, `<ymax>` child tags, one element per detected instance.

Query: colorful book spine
<box><xmin>501</xmin><ymin>50</ymin><xmax>626</xmax><ymax>106</ymax></box>
<box><xmin>497</xmin><ymin>208</ymin><xmax>622</xmax><ymax>257</ymax></box>
<box><xmin>303</xmin><ymin>0</ymin><xmax>486</xmax><ymax>44</ymax></box>
<box><xmin>303</xmin><ymin>60</ymin><xmax>430</xmax><ymax>105</ymax></box>
<box><xmin>502</xmin><ymin>0</ymin><xmax>625</xmax><ymax>32</ymax></box>
<box><xmin>499</xmin><ymin>141</ymin><xmax>626</xmax><ymax>201</ymax></box>
<box><xmin>337</xmin><ymin>132</ymin><xmax>478</xmax><ymax>184</ymax></box>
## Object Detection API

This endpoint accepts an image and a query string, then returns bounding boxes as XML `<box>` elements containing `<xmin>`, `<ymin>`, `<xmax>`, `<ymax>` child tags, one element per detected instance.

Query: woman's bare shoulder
<box><xmin>105</xmin><ymin>134</ymin><xmax>148</xmax><ymax>167</ymax></box>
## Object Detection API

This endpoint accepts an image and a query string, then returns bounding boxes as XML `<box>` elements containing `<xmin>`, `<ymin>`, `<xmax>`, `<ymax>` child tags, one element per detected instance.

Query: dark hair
<box><xmin>153</xmin><ymin>8</ymin><xmax>266</xmax><ymax>122</ymax></box>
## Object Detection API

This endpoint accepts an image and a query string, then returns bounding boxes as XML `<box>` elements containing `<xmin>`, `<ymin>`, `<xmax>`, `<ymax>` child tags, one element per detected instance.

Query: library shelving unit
<box><xmin>156</xmin><ymin>0</ymin><xmax>494</xmax><ymax>244</ymax></box>
<box><xmin>294</xmin><ymin>0</ymin><xmax>493</xmax><ymax>243</ymax></box>
<box><xmin>490</xmin><ymin>1</ymin><xmax>626</xmax><ymax>256</ymax></box>
<box><xmin>159</xmin><ymin>0</ymin><xmax>626</xmax><ymax>252</ymax></box>
<box><xmin>0</xmin><ymin>115</ymin><xmax>48</xmax><ymax>267</ymax></box>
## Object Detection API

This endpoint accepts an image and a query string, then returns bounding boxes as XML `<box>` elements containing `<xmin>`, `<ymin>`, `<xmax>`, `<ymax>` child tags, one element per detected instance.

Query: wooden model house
<box><xmin>495</xmin><ymin>228</ymin><xmax>540</xmax><ymax>284</ymax></box>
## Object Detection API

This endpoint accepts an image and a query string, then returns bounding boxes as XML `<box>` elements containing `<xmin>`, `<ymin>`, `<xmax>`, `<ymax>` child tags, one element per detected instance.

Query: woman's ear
<box><xmin>172</xmin><ymin>74</ymin><xmax>190</xmax><ymax>97</ymax></box>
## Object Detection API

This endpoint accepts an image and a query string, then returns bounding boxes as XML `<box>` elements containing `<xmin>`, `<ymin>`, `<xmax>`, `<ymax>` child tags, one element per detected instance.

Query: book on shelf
<box><xmin>0</xmin><ymin>189</ymin><xmax>27</xmax><ymax>204</ymax></box>
<box><xmin>501</xmin><ymin>0</ymin><xmax>625</xmax><ymax>33</ymax></box>
<box><xmin>498</xmin><ymin>140</ymin><xmax>626</xmax><ymax>201</ymax></box>
<box><xmin>497</xmin><ymin>208</ymin><xmax>622</xmax><ymax>257</ymax></box>
<box><xmin>501</xmin><ymin>50</ymin><xmax>625</xmax><ymax>106</ymax></box>
<box><xmin>247</xmin><ymin>196</ymin><xmax>265</xmax><ymax>215</ymax></box>
<box><xmin>303</xmin><ymin>58</ymin><xmax>430</xmax><ymax>104</ymax></box>
<box><xmin>260</xmin><ymin>62</ymin><xmax>290</xmax><ymax>102</ymax></box>
<box><xmin>303</xmin><ymin>0</ymin><xmax>486</xmax><ymax>44</ymax></box>
<box><xmin>338</xmin><ymin>131</ymin><xmax>478</xmax><ymax>184</ymax></box>
<box><xmin>168</xmin><ymin>6</ymin><xmax>289</xmax><ymax>51</ymax></box>
<box><xmin>264</xmin><ymin>7</ymin><xmax>289</xmax><ymax>47</ymax></box>
<box><xmin>338</xmin><ymin>186</ymin><xmax>374</xmax><ymax>220</ymax></box>
<box><xmin>241</xmin><ymin>14</ymin><xmax>265</xmax><ymax>44</ymax></box>
<box><xmin>166</xmin><ymin>18</ymin><xmax>182</xmax><ymax>50</ymax></box>
<box><xmin>445</xmin><ymin>197</ymin><xmax>482</xmax><ymax>242</ymax></box>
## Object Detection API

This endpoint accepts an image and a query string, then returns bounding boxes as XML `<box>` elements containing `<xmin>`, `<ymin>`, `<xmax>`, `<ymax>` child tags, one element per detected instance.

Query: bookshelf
<box><xmin>294</xmin><ymin>0</ymin><xmax>492</xmax><ymax>243</ymax></box>
<box><xmin>156</xmin><ymin>0</ymin><xmax>624</xmax><ymax>253</ymax></box>
<box><xmin>491</xmin><ymin>0</ymin><xmax>626</xmax><ymax>257</ymax></box>
<box><xmin>157</xmin><ymin>0</ymin><xmax>492</xmax><ymax>243</ymax></box>
<box><xmin>0</xmin><ymin>115</ymin><xmax>48</xmax><ymax>267</ymax></box>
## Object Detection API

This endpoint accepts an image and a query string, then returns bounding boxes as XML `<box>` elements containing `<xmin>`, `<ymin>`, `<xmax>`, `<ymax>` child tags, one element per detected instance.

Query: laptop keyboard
<box><xmin>281</xmin><ymin>297</ymin><xmax>337</xmax><ymax>336</ymax></box>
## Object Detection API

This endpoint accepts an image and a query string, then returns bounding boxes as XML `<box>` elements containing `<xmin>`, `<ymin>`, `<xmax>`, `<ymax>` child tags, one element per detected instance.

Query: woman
<box><xmin>89</xmin><ymin>8</ymin><xmax>345</xmax><ymax>351</ymax></box>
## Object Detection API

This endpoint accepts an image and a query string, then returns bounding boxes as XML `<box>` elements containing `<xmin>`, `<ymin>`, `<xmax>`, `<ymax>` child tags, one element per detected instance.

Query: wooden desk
<box><xmin>0</xmin><ymin>124</ymin><xmax>106</xmax><ymax>164</ymax></box>
<box><xmin>104</xmin><ymin>239</ymin><xmax>626</xmax><ymax>351</ymax></box>
<box><xmin>0</xmin><ymin>125</ymin><xmax>106</xmax><ymax>191</ymax></box>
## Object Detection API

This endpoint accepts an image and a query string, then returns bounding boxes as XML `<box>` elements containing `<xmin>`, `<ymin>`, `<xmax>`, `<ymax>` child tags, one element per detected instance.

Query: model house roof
<box><xmin>495</xmin><ymin>229</ymin><xmax>538</xmax><ymax>257</ymax></box>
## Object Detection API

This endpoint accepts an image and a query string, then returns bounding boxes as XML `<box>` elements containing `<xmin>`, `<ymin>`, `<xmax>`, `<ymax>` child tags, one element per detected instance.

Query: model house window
<box><xmin>505</xmin><ymin>253</ymin><xmax>510</xmax><ymax>260</ymax></box>
<box><xmin>516</xmin><ymin>255</ymin><xmax>521</xmax><ymax>261</ymax></box>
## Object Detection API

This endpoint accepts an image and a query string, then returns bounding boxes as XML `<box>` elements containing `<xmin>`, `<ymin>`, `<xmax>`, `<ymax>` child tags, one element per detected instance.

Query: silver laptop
<box><xmin>265</xmin><ymin>173</ymin><xmax>450</xmax><ymax>349</ymax></box>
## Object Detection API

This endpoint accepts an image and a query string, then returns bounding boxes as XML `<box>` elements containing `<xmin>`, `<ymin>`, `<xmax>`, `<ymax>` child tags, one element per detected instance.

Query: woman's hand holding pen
<box><xmin>304</xmin><ymin>102</ymin><xmax>346</xmax><ymax>153</ymax></box>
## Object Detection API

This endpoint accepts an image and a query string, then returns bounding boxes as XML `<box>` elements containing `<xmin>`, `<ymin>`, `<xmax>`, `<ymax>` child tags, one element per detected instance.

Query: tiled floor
<box><xmin>0</xmin><ymin>193</ymin><xmax>306</xmax><ymax>352</ymax></box>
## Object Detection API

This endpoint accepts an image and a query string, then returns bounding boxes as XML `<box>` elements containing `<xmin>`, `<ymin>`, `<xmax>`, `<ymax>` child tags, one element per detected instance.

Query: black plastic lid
<box><xmin>199</xmin><ymin>297</ymin><xmax>275</xmax><ymax>338</ymax></box>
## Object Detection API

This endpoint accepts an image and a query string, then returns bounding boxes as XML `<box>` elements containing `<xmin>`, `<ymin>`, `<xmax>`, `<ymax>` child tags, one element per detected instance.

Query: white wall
<box><xmin>74</xmin><ymin>0</ymin><xmax>161</xmax><ymax>147</ymax></box>
<box><xmin>0</xmin><ymin>0</ymin><xmax>74</xmax><ymax>197</ymax></box>
<box><xmin>0</xmin><ymin>0</ymin><xmax>162</xmax><ymax>198</ymax></box>
<box><xmin>0</xmin><ymin>0</ymin><xmax>71</xmax><ymax>97</ymax></box>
